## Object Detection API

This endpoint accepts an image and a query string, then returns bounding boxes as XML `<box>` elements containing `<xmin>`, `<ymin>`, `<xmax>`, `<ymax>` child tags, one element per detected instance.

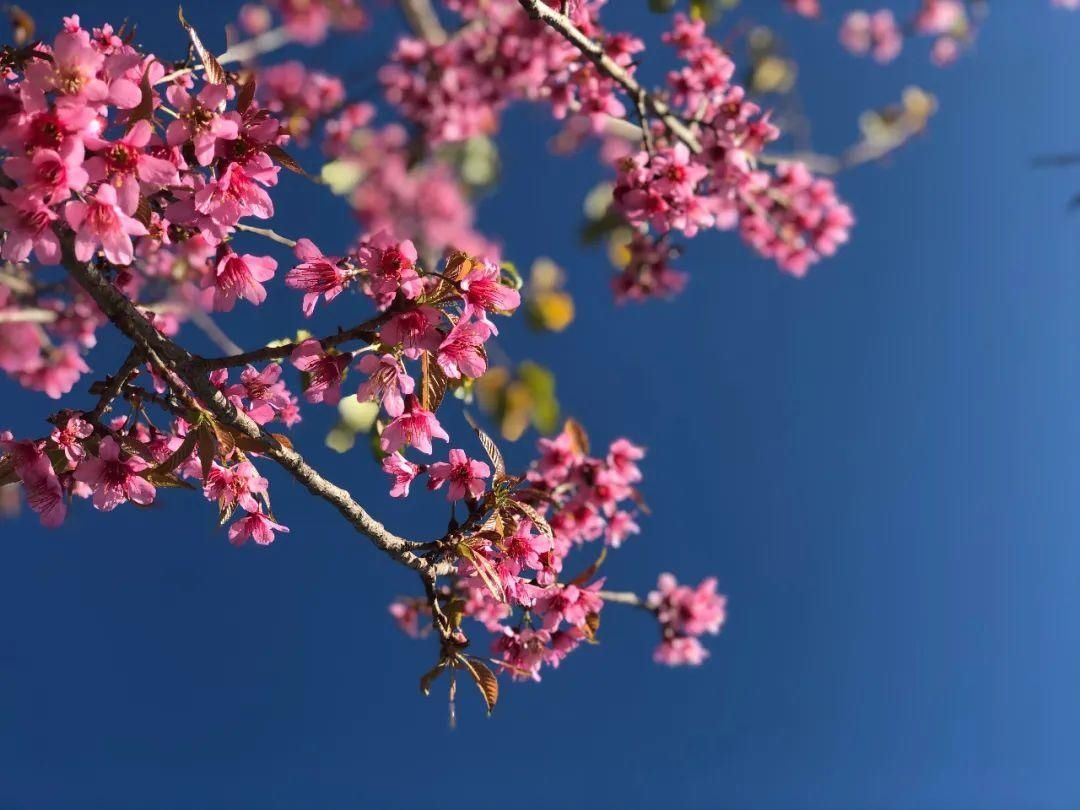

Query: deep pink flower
<box><xmin>84</xmin><ymin>120</ymin><xmax>179</xmax><ymax>214</ymax></box>
<box><xmin>0</xmin><ymin>188</ymin><xmax>61</xmax><ymax>265</ymax></box>
<box><xmin>535</xmin><ymin>580</ymin><xmax>604</xmax><ymax>632</ymax></box>
<box><xmin>380</xmin><ymin>394</ymin><xmax>448</xmax><ymax>455</ymax></box>
<box><xmin>50</xmin><ymin>415</ymin><xmax>93</xmax><ymax>467</ymax></box>
<box><xmin>4</xmin><ymin>139</ymin><xmax>89</xmax><ymax>204</ymax></box>
<box><xmin>290</xmin><ymin>339</ymin><xmax>350</xmax><ymax>405</ymax></box>
<box><xmin>64</xmin><ymin>184</ymin><xmax>149</xmax><ymax>266</ymax></box>
<box><xmin>203</xmin><ymin>461</ymin><xmax>269</xmax><ymax>514</ymax></box>
<box><xmin>228</xmin><ymin>511</ymin><xmax>289</xmax><ymax>546</ymax></box>
<box><xmin>382</xmin><ymin>453</ymin><xmax>422</xmax><ymax>498</ymax></box>
<box><xmin>211</xmin><ymin>251</ymin><xmax>277</xmax><ymax>311</ymax></box>
<box><xmin>73</xmin><ymin>435</ymin><xmax>156</xmax><ymax>511</ymax></box>
<box><xmin>607</xmin><ymin>438</ymin><xmax>645</xmax><ymax>484</ymax></box>
<box><xmin>356</xmin><ymin>352</ymin><xmax>414</xmax><ymax>417</ymax></box>
<box><xmin>0</xmin><ymin>436</ymin><xmax>67</xmax><ymax>527</ymax></box>
<box><xmin>356</xmin><ymin>231</ymin><xmax>423</xmax><ymax>308</ymax></box>
<box><xmin>379</xmin><ymin>306</ymin><xmax>442</xmax><ymax>359</ymax></box>
<box><xmin>285</xmin><ymin>238</ymin><xmax>355</xmax><ymax>316</ymax></box>
<box><xmin>426</xmin><ymin>448</ymin><xmax>490</xmax><ymax>500</ymax></box>
<box><xmin>436</xmin><ymin>316</ymin><xmax>492</xmax><ymax>380</ymax></box>
<box><xmin>459</xmin><ymin>261</ymin><xmax>521</xmax><ymax>317</ymax></box>
<box><xmin>165</xmin><ymin>84</ymin><xmax>240</xmax><ymax>166</ymax></box>
<box><xmin>226</xmin><ymin>364</ymin><xmax>294</xmax><ymax>425</ymax></box>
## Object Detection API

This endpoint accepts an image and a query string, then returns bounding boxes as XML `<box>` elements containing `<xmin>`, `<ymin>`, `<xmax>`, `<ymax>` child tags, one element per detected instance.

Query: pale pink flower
<box><xmin>654</xmin><ymin>636</ymin><xmax>709</xmax><ymax>666</ymax></box>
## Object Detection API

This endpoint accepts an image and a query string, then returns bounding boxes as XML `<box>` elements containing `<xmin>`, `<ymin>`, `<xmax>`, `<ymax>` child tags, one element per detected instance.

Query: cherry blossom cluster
<box><xmin>609</xmin><ymin>14</ymin><xmax>851</xmax><ymax>284</ymax></box>
<box><xmin>647</xmin><ymin>573</ymin><xmax>727</xmax><ymax>666</ymax></box>
<box><xmin>837</xmin><ymin>1</ymin><xmax>1076</xmax><ymax>67</ymax></box>
<box><xmin>0</xmin><ymin>10</ymin><xmax>733</xmax><ymax>714</ymax></box>
<box><xmin>388</xmin><ymin>419</ymin><xmax>726</xmax><ymax>681</ymax></box>
<box><xmin>238</xmin><ymin>0</ymin><xmax>366</xmax><ymax>46</ymax></box>
<box><xmin>379</xmin><ymin>3</ymin><xmax>852</xmax><ymax>297</ymax></box>
<box><xmin>321</xmin><ymin>103</ymin><xmax>495</xmax><ymax>258</ymax></box>
<box><xmin>257</xmin><ymin>61</ymin><xmax>345</xmax><ymax>146</ymax></box>
<box><xmin>0</xmin><ymin>15</ymin><xmax>308</xmax><ymax>394</ymax></box>
<box><xmin>380</xmin><ymin>0</ymin><xmax>634</xmax><ymax>145</ymax></box>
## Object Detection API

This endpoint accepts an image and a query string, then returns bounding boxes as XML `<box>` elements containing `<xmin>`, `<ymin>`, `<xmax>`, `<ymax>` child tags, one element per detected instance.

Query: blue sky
<box><xmin>2</xmin><ymin>2</ymin><xmax>1080</xmax><ymax>808</ymax></box>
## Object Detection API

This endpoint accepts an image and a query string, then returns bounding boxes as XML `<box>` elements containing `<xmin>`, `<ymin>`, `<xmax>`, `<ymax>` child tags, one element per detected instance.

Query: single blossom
<box><xmin>64</xmin><ymin>184</ymin><xmax>149</xmax><ymax>266</ymax></box>
<box><xmin>426</xmin><ymin>448</ymin><xmax>490</xmax><ymax>500</ymax></box>
<box><xmin>285</xmin><ymin>238</ymin><xmax>355</xmax><ymax>316</ymax></box>
<box><xmin>382</xmin><ymin>453</ymin><xmax>422</xmax><ymax>498</ymax></box>
<box><xmin>228</xmin><ymin>511</ymin><xmax>289</xmax><ymax>546</ymax></box>
<box><xmin>436</xmin><ymin>316</ymin><xmax>493</xmax><ymax>379</ymax></box>
<box><xmin>356</xmin><ymin>353</ymin><xmax>414</xmax><ymax>417</ymax></box>
<box><xmin>380</xmin><ymin>394</ymin><xmax>448</xmax><ymax>455</ymax></box>
<box><xmin>290</xmin><ymin>339</ymin><xmax>350</xmax><ymax>405</ymax></box>
<box><xmin>212</xmin><ymin>251</ymin><xmax>278</xmax><ymax>311</ymax></box>
<box><xmin>73</xmin><ymin>435</ymin><xmax>156</xmax><ymax>512</ymax></box>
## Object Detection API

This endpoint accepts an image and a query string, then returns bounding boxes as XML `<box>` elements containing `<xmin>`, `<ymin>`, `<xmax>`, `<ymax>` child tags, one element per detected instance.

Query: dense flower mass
<box><xmin>16</xmin><ymin>0</ymin><xmax>1068</xmax><ymax>712</ymax></box>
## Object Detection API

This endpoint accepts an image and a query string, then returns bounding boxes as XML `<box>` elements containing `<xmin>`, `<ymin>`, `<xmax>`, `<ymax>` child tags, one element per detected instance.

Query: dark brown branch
<box><xmin>517</xmin><ymin>0</ymin><xmax>703</xmax><ymax>154</ymax></box>
<box><xmin>60</xmin><ymin>247</ymin><xmax>450</xmax><ymax>577</ymax></box>
<box><xmin>194</xmin><ymin>312</ymin><xmax>389</xmax><ymax>370</ymax></box>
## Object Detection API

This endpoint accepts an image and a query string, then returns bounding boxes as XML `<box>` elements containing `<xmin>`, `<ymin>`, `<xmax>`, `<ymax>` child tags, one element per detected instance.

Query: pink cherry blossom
<box><xmin>380</xmin><ymin>395</ymin><xmax>448</xmax><ymax>455</ymax></box>
<box><xmin>379</xmin><ymin>306</ymin><xmax>442</xmax><ymax>360</ymax></box>
<box><xmin>64</xmin><ymin>184</ymin><xmax>149</xmax><ymax>266</ymax></box>
<box><xmin>228</xmin><ymin>510</ymin><xmax>289</xmax><ymax>546</ymax></box>
<box><xmin>285</xmin><ymin>238</ymin><xmax>355</xmax><ymax>316</ymax></box>
<box><xmin>356</xmin><ymin>352</ymin><xmax>414</xmax><ymax>417</ymax></box>
<box><xmin>290</xmin><ymin>339</ymin><xmax>350</xmax><ymax>405</ymax></box>
<box><xmin>436</xmin><ymin>316</ymin><xmax>492</xmax><ymax>379</ymax></box>
<box><xmin>426</xmin><ymin>448</ymin><xmax>490</xmax><ymax>501</ymax></box>
<box><xmin>50</xmin><ymin>415</ymin><xmax>93</xmax><ymax>467</ymax></box>
<box><xmin>211</xmin><ymin>251</ymin><xmax>278</xmax><ymax>311</ymax></box>
<box><xmin>382</xmin><ymin>453</ymin><xmax>422</xmax><ymax>498</ymax></box>
<box><xmin>73</xmin><ymin>435</ymin><xmax>156</xmax><ymax>512</ymax></box>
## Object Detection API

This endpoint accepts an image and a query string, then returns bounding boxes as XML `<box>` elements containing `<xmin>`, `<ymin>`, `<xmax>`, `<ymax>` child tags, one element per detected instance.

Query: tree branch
<box><xmin>516</xmin><ymin>0</ymin><xmax>703</xmax><ymax>154</ymax></box>
<box><xmin>60</xmin><ymin>245</ymin><xmax>450</xmax><ymax>577</ymax></box>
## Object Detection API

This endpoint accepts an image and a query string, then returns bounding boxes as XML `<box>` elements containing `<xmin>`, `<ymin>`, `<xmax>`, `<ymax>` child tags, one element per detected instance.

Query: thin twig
<box><xmin>399</xmin><ymin>0</ymin><xmax>448</xmax><ymax>45</ymax></box>
<box><xmin>517</xmin><ymin>0</ymin><xmax>703</xmax><ymax>154</ymax></box>
<box><xmin>156</xmin><ymin>26</ymin><xmax>292</xmax><ymax>85</ymax></box>
<box><xmin>235</xmin><ymin>223</ymin><xmax>298</xmax><ymax>248</ymax></box>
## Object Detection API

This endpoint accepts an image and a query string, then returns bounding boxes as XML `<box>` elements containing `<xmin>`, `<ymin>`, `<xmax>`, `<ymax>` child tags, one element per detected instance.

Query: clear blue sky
<box><xmin>2</xmin><ymin>2</ymin><xmax>1079</xmax><ymax>808</ymax></box>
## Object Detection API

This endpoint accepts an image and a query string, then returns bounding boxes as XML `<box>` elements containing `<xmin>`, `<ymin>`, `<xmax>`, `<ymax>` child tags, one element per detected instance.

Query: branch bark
<box><xmin>61</xmin><ymin>246</ymin><xmax>450</xmax><ymax>577</ymax></box>
<box><xmin>516</xmin><ymin>0</ymin><xmax>703</xmax><ymax>154</ymax></box>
